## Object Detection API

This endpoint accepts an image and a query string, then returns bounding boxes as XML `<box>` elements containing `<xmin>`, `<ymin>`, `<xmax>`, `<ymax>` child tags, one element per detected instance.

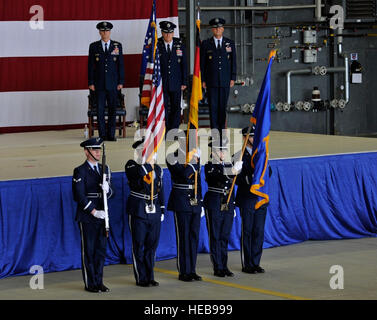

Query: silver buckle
<box><xmin>145</xmin><ymin>204</ymin><xmax>156</xmax><ymax>213</ymax></box>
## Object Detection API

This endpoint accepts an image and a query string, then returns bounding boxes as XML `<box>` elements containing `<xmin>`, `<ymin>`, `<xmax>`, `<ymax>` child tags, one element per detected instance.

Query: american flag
<box><xmin>140</xmin><ymin>0</ymin><xmax>157</xmax><ymax>108</ymax></box>
<box><xmin>141</xmin><ymin>1</ymin><xmax>165</xmax><ymax>163</ymax></box>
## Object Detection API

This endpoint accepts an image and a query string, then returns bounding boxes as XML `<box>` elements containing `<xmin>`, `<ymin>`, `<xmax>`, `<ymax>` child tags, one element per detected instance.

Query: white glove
<box><xmin>194</xmin><ymin>148</ymin><xmax>201</xmax><ymax>159</ymax></box>
<box><xmin>101</xmin><ymin>180</ymin><xmax>110</xmax><ymax>193</ymax></box>
<box><xmin>161</xmin><ymin>214</ymin><xmax>165</xmax><ymax>222</ymax></box>
<box><xmin>201</xmin><ymin>207</ymin><xmax>205</xmax><ymax>218</ymax></box>
<box><xmin>234</xmin><ymin>161</ymin><xmax>243</xmax><ymax>172</ymax></box>
<box><xmin>93</xmin><ymin>210</ymin><xmax>106</xmax><ymax>219</ymax></box>
<box><xmin>234</xmin><ymin>209</ymin><xmax>237</xmax><ymax>218</ymax></box>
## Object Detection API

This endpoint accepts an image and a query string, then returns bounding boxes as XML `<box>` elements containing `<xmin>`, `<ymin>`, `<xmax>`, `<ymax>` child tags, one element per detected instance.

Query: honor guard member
<box><xmin>125</xmin><ymin>139</ymin><xmax>165</xmax><ymax>287</ymax></box>
<box><xmin>166</xmin><ymin>132</ymin><xmax>203</xmax><ymax>282</ymax></box>
<box><xmin>235</xmin><ymin>127</ymin><xmax>271</xmax><ymax>274</ymax></box>
<box><xmin>72</xmin><ymin>137</ymin><xmax>114</xmax><ymax>293</ymax></box>
<box><xmin>200</xmin><ymin>18</ymin><xmax>237</xmax><ymax>134</ymax></box>
<box><xmin>157</xmin><ymin>21</ymin><xmax>188</xmax><ymax>131</ymax></box>
<box><xmin>204</xmin><ymin>139</ymin><xmax>243</xmax><ymax>277</ymax></box>
<box><xmin>88</xmin><ymin>21</ymin><xmax>125</xmax><ymax>141</ymax></box>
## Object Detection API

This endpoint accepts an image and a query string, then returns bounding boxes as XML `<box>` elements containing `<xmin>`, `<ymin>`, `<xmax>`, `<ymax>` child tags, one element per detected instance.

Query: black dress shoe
<box><xmin>190</xmin><ymin>273</ymin><xmax>202</xmax><ymax>281</ymax></box>
<box><xmin>178</xmin><ymin>274</ymin><xmax>193</xmax><ymax>282</ymax></box>
<box><xmin>255</xmin><ymin>266</ymin><xmax>265</xmax><ymax>273</ymax></box>
<box><xmin>214</xmin><ymin>270</ymin><xmax>225</xmax><ymax>277</ymax></box>
<box><xmin>150</xmin><ymin>280</ymin><xmax>159</xmax><ymax>287</ymax></box>
<box><xmin>98</xmin><ymin>284</ymin><xmax>110</xmax><ymax>292</ymax></box>
<box><xmin>85</xmin><ymin>286</ymin><xmax>99</xmax><ymax>293</ymax></box>
<box><xmin>242</xmin><ymin>267</ymin><xmax>257</xmax><ymax>274</ymax></box>
<box><xmin>107</xmin><ymin>137</ymin><xmax>117</xmax><ymax>141</ymax></box>
<box><xmin>136</xmin><ymin>281</ymin><xmax>151</xmax><ymax>287</ymax></box>
<box><xmin>223</xmin><ymin>269</ymin><xmax>234</xmax><ymax>277</ymax></box>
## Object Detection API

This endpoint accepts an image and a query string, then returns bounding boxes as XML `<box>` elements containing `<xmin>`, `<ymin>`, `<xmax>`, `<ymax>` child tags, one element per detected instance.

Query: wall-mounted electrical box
<box><xmin>254</xmin><ymin>0</ymin><xmax>269</xmax><ymax>4</ymax></box>
<box><xmin>303</xmin><ymin>49</ymin><xmax>317</xmax><ymax>63</ymax></box>
<box><xmin>303</xmin><ymin>30</ymin><xmax>317</xmax><ymax>44</ymax></box>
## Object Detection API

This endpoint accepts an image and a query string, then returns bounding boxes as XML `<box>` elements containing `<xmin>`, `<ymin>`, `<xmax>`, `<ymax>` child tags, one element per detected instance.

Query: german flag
<box><xmin>186</xmin><ymin>16</ymin><xmax>202</xmax><ymax>162</ymax></box>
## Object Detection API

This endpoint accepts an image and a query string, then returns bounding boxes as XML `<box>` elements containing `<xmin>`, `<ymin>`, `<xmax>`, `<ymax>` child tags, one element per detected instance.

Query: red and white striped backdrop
<box><xmin>0</xmin><ymin>0</ymin><xmax>178</xmax><ymax>132</ymax></box>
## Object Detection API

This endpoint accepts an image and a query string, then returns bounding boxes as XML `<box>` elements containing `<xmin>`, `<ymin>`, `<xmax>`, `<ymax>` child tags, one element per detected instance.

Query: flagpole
<box><xmin>222</xmin><ymin>123</ymin><xmax>253</xmax><ymax>211</ymax></box>
<box><xmin>193</xmin><ymin>3</ymin><xmax>200</xmax><ymax>204</ymax></box>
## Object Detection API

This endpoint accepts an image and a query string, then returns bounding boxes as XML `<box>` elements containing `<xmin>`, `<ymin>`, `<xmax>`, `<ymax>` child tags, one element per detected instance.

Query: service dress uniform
<box><xmin>157</xmin><ymin>21</ymin><xmax>188</xmax><ymax>131</ymax></box>
<box><xmin>204</xmin><ymin>141</ymin><xmax>236</xmax><ymax>277</ymax></box>
<box><xmin>235</xmin><ymin>127</ymin><xmax>270</xmax><ymax>274</ymax></box>
<box><xmin>200</xmin><ymin>18</ymin><xmax>237</xmax><ymax>132</ymax></box>
<box><xmin>72</xmin><ymin>138</ymin><xmax>114</xmax><ymax>292</ymax></box>
<box><xmin>88</xmin><ymin>21</ymin><xmax>125</xmax><ymax>141</ymax></box>
<box><xmin>166</xmin><ymin>140</ymin><xmax>203</xmax><ymax>282</ymax></box>
<box><xmin>125</xmin><ymin>140</ymin><xmax>165</xmax><ymax>287</ymax></box>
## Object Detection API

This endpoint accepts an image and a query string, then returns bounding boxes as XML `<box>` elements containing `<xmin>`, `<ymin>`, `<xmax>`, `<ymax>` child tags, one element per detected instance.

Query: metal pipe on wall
<box><xmin>241</xmin><ymin>4</ymin><xmax>246</xmax><ymax>76</ymax></box>
<box><xmin>286</xmin><ymin>69</ymin><xmax>312</xmax><ymax>105</ymax></box>
<box><xmin>344</xmin><ymin>56</ymin><xmax>349</xmax><ymax>103</ymax></box>
<box><xmin>315</xmin><ymin>0</ymin><xmax>322</xmax><ymax>22</ymax></box>
<box><xmin>286</xmin><ymin>66</ymin><xmax>349</xmax><ymax>104</ymax></box>
<box><xmin>178</xmin><ymin>5</ymin><xmax>321</xmax><ymax>11</ymax></box>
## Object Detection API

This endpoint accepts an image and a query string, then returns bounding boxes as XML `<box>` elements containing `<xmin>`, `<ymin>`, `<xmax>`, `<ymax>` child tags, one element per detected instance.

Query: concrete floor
<box><xmin>1</xmin><ymin>237</ymin><xmax>376</xmax><ymax>300</ymax></box>
<box><xmin>1</xmin><ymin>127</ymin><xmax>377</xmax><ymax>180</ymax></box>
<box><xmin>1</xmin><ymin>128</ymin><xmax>376</xmax><ymax>301</ymax></box>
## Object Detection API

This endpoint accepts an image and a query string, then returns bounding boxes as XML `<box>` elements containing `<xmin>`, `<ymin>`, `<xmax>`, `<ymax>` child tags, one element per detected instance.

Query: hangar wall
<box><xmin>178</xmin><ymin>0</ymin><xmax>377</xmax><ymax>136</ymax></box>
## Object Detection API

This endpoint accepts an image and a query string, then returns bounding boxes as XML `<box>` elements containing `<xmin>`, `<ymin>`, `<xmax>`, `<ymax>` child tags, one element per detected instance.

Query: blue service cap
<box><xmin>96</xmin><ymin>21</ymin><xmax>113</xmax><ymax>31</ymax></box>
<box><xmin>209</xmin><ymin>17</ymin><xmax>226</xmax><ymax>28</ymax></box>
<box><xmin>241</xmin><ymin>126</ymin><xmax>255</xmax><ymax>136</ymax></box>
<box><xmin>159</xmin><ymin>21</ymin><xmax>176</xmax><ymax>33</ymax></box>
<box><xmin>80</xmin><ymin>137</ymin><xmax>103</xmax><ymax>149</ymax></box>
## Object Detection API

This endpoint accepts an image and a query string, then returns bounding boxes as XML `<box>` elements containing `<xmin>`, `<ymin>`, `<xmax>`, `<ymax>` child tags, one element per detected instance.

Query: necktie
<box><xmin>95</xmin><ymin>165</ymin><xmax>100</xmax><ymax>175</ymax></box>
<box><xmin>167</xmin><ymin>43</ymin><xmax>171</xmax><ymax>55</ymax></box>
<box><xmin>217</xmin><ymin>40</ymin><xmax>221</xmax><ymax>49</ymax></box>
<box><xmin>105</xmin><ymin>43</ymin><xmax>108</xmax><ymax>53</ymax></box>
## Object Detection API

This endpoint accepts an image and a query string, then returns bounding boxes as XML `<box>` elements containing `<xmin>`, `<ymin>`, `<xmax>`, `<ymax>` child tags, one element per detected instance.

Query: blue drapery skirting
<box><xmin>1</xmin><ymin>152</ymin><xmax>376</xmax><ymax>279</ymax></box>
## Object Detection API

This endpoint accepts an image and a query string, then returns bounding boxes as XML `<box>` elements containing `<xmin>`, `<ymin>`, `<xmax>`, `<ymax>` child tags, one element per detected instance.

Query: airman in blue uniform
<box><xmin>201</xmin><ymin>18</ymin><xmax>237</xmax><ymax>134</ymax></box>
<box><xmin>235</xmin><ymin>127</ymin><xmax>271</xmax><ymax>274</ymax></box>
<box><xmin>125</xmin><ymin>139</ymin><xmax>165</xmax><ymax>287</ymax></box>
<box><xmin>72</xmin><ymin>137</ymin><xmax>114</xmax><ymax>293</ymax></box>
<box><xmin>157</xmin><ymin>21</ymin><xmax>188</xmax><ymax>132</ymax></box>
<box><xmin>204</xmin><ymin>138</ymin><xmax>243</xmax><ymax>277</ymax></box>
<box><xmin>166</xmin><ymin>132</ymin><xmax>203</xmax><ymax>282</ymax></box>
<box><xmin>88</xmin><ymin>21</ymin><xmax>125</xmax><ymax>141</ymax></box>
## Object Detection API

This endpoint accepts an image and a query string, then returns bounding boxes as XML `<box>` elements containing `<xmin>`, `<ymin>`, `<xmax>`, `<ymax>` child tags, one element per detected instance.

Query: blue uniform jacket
<box><xmin>88</xmin><ymin>40</ymin><xmax>125</xmax><ymax>90</ymax></box>
<box><xmin>204</xmin><ymin>161</ymin><xmax>236</xmax><ymax>212</ymax></box>
<box><xmin>157</xmin><ymin>37</ymin><xmax>188</xmax><ymax>92</ymax></box>
<box><xmin>235</xmin><ymin>150</ymin><xmax>257</xmax><ymax>209</ymax></box>
<box><xmin>125</xmin><ymin>161</ymin><xmax>165</xmax><ymax>220</ymax></box>
<box><xmin>166</xmin><ymin>150</ymin><xmax>203</xmax><ymax>213</ymax></box>
<box><xmin>72</xmin><ymin>161</ymin><xmax>114</xmax><ymax>223</ymax></box>
<box><xmin>200</xmin><ymin>37</ymin><xmax>237</xmax><ymax>88</ymax></box>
